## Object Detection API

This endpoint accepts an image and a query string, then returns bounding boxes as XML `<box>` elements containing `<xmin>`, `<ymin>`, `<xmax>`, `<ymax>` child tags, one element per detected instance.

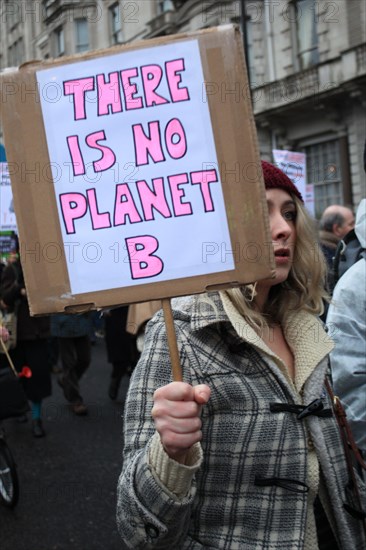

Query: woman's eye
<box><xmin>283</xmin><ymin>210</ymin><xmax>296</xmax><ymax>221</ymax></box>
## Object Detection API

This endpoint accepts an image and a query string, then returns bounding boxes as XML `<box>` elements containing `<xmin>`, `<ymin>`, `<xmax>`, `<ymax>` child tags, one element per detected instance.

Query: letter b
<box><xmin>125</xmin><ymin>235</ymin><xmax>164</xmax><ymax>279</ymax></box>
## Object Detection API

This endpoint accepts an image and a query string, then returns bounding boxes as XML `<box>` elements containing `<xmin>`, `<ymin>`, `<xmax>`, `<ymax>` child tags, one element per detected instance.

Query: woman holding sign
<box><xmin>117</xmin><ymin>162</ymin><xmax>365</xmax><ymax>549</ymax></box>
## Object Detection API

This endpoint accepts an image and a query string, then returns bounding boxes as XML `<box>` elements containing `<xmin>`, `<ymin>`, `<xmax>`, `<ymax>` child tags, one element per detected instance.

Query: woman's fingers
<box><xmin>153</xmin><ymin>415</ymin><xmax>202</xmax><ymax>434</ymax></box>
<box><xmin>193</xmin><ymin>384</ymin><xmax>211</xmax><ymax>404</ymax></box>
<box><xmin>153</xmin><ymin>381</ymin><xmax>195</xmax><ymax>402</ymax></box>
<box><xmin>152</xmin><ymin>398</ymin><xmax>200</xmax><ymax>419</ymax></box>
<box><xmin>152</xmin><ymin>381</ymin><xmax>210</xmax><ymax>461</ymax></box>
<box><xmin>152</xmin><ymin>382</ymin><xmax>210</xmax><ymax>418</ymax></box>
<box><xmin>153</xmin><ymin>382</ymin><xmax>210</xmax><ymax>404</ymax></box>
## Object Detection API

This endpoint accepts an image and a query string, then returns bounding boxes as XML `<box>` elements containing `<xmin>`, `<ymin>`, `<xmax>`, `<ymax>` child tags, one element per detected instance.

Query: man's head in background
<box><xmin>319</xmin><ymin>204</ymin><xmax>355</xmax><ymax>239</ymax></box>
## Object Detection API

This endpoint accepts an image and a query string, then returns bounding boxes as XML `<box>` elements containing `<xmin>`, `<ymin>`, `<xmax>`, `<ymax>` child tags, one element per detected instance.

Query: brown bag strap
<box><xmin>325</xmin><ymin>378</ymin><xmax>366</xmax><ymax>471</ymax></box>
<box><xmin>325</xmin><ymin>377</ymin><xmax>366</xmax><ymax>537</ymax></box>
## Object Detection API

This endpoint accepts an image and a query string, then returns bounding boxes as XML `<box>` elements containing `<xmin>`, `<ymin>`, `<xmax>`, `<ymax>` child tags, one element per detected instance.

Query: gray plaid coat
<box><xmin>117</xmin><ymin>292</ymin><xmax>366</xmax><ymax>549</ymax></box>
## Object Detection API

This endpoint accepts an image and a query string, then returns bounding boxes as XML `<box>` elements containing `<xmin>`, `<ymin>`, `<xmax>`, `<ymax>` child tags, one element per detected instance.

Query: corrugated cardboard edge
<box><xmin>0</xmin><ymin>25</ymin><xmax>275</xmax><ymax>315</ymax></box>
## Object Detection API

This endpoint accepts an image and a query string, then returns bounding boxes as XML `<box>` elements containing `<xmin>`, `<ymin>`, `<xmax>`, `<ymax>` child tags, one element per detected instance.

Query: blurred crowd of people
<box><xmin>0</xmin><ymin>239</ymin><xmax>161</xmax><ymax>437</ymax></box>
<box><xmin>0</xmin><ymin>169</ymin><xmax>365</xmax><ymax>548</ymax></box>
<box><xmin>0</xmin><ymin>195</ymin><xmax>364</xmax><ymax>447</ymax></box>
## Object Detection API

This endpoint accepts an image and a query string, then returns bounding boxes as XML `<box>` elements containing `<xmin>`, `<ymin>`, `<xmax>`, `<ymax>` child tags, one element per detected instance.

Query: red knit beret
<box><xmin>261</xmin><ymin>160</ymin><xmax>304</xmax><ymax>203</ymax></box>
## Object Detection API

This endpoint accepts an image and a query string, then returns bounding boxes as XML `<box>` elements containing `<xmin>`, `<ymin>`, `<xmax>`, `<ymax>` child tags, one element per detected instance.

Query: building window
<box><xmin>109</xmin><ymin>3</ymin><xmax>123</xmax><ymax>45</ymax></box>
<box><xmin>54</xmin><ymin>27</ymin><xmax>65</xmax><ymax>57</ymax></box>
<box><xmin>305</xmin><ymin>140</ymin><xmax>343</xmax><ymax>217</ymax></box>
<box><xmin>16</xmin><ymin>37</ymin><xmax>24</xmax><ymax>65</ymax></box>
<box><xmin>6</xmin><ymin>0</ymin><xmax>22</xmax><ymax>30</ymax></box>
<box><xmin>8</xmin><ymin>45</ymin><xmax>14</xmax><ymax>67</ymax></box>
<box><xmin>294</xmin><ymin>0</ymin><xmax>319</xmax><ymax>70</ymax></box>
<box><xmin>7</xmin><ymin>38</ymin><xmax>24</xmax><ymax>67</ymax></box>
<box><xmin>75</xmin><ymin>18</ymin><xmax>89</xmax><ymax>53</ymax></box>
<box><xmin>158</xmin><ymin>0</ymin><xmax>174</xmax><ymax>13</ymax></box>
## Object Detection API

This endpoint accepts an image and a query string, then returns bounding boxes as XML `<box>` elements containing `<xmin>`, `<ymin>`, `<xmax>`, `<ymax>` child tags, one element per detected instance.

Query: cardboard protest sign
<box><xmin>272</xmin><ymin>149</ymin><xmax>306</xmax><ymax>198</ymax></box>
<box><xmin>0</xmin><ymin>25</ymin><xmax>275</xmax><ymax>315</ymax></box>
<box><xmin>0</xmin><ymin>162</ymin><xmax>17</xmax><ymax>232</ymax></box>
<box><xmin>272</xmin><ymin>149</ymin><xmax>306</xmax><ymax>197</ymax></box>
<box><xmin>0</xmin><ymin>231</ymin><xmax>17</xmax><ymax>263</ymax></box>
<box><xmin>272</xmin><ymin>150</ymin><xmax>316</xmax><ymax>215</ymax></box>
<box><xmin>305</xmin><ymin>184</ymin><xmax>315</xmax><ymax>216</ymax></box>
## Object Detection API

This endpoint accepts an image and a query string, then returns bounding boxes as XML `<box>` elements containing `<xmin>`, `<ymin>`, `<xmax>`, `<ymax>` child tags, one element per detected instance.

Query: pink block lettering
<box><xmin>133</xmin><ymin>121</ymin><xmax>165</xmax><ymax>166</ymax></box>
<box><xmin>63</xmin><ymin>77</ymin><xmax>95</xmax><ymax>120</ymax></box>
<box><xmin>59</xmin><ymin>193</ymin><xmax>87</xmax><ymax>234</ymax></box>
<box><xmin>166</xmin><ymin>59</ymin><xmax>189</xmax><ymax>102</ymax></box>
<box><xmin>114</xmin><ymin>183</ymin><xmax>142</xmax><ymax>225</ymax></box>
<box><xmin>86</xmin><ymin>189</ymin><xmax>111</xmax><ymax>230</ymax></box>
<box><xmin>126</xmin><ymin>235</ymin><xmax>163</xmax><ymax>279</ymax></box>
<box><xmin>168</xmin><ymin>173</ymin><xmax>192</xmax><ymax>216</ymax></box>
<box><xmin>136</xmin><ymin>178</ymin><xmax>172</xmax><ymax>221</ymax></box>
<box><xmin>165</xmin><ymin>118</ymin><xmax>187</xmax><ymax>159</ymax></box>
<box><xmin>66</xmin><ymin>135</ymin><xmax>85</xmax><ymax>176</ymax></box>
<box><xmin>97</xmin><ymin>72</ymin><xmax>122</xmax><ymax>116</ymax></box>
<box><xmin>120</xmin><ymin>68</ymin><xmax>143</xmax><ymax>110</ymax></box>
<box><xmin>190</xmin><ymin>169</ymin><xmax>218</xmax><ymax>212</ymax></box>
<box><xmin>141</xmin><ymin>65</ymin><xmax>169</xmax><ymax>107</ymax></box>
<box><xmin>86</xmin><ymin>130</ymin><xmax>116</xmax><ymax>173</ymax></box>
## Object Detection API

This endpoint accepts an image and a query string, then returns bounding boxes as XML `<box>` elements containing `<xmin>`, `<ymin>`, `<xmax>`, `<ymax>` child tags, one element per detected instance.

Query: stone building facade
<box><xmin>0</xmin><ymin>0</ymin><xmax>365</xmax><ymax>213</ymax></box>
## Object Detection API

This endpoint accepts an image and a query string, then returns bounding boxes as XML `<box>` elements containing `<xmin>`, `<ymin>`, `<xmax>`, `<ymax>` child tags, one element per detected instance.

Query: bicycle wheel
<box><xmin>0</xmin><ymin>439</ymin><xmax>19</xmax><ymax>508</ymax></box>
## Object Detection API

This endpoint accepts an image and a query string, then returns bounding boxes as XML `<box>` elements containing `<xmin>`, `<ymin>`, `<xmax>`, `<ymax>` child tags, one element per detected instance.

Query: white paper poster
<box><xmin>272</xmin><ymin>149</ymin><xmax>306</xmax><ymax>194</ymax></box>
<box><xmin>305</xmin><ymin>184</ymin><xmax>315</xmax><ymax>216</ymax></box>
<box><xmin>0</xmin><ymin>162</ymin><xmax>17</xmax><ymax>231</ymax></box>
<box><xmin>37</xmin><ymin>41</ymin><xmax>234</xmax><ymax>295</ymax></box>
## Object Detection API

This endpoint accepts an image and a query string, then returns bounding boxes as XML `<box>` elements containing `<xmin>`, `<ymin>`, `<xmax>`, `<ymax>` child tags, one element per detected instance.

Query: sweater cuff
<box><xmin>148</xmin><ymin>432</ymin><xmax>203</xmax><ymax>499</ymax></box>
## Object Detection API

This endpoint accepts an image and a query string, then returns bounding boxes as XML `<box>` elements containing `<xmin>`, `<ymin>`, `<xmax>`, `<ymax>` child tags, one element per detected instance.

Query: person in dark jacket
<box><xmin>318</xmin><ymin>204</ymin><xmax>355</xmax><ymax>293</ymax></box>
<box><xmin>0</xmin><ymin>256</ymin><xmax>51</xmax><ymax>437</ymax></box>
<box><xmin>103</xmin><ymin>306</ymin><xmax>138</xmax><ymax>400</ymax></box>
<box><xmin>51</xmin><ymin>312</ymin><xmax>92</xmax><ymax>415</ymax></box>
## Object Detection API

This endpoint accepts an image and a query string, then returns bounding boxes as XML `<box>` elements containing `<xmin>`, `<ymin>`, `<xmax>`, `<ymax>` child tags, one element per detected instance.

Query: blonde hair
<box><xmin>226</xmin><ymin>196</ymin><xmax>328</xmax><ymax>332</ymax></box>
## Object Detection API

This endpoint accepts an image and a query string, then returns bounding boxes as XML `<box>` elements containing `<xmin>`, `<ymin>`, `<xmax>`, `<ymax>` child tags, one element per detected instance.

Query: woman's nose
<box><xmin>271</xmin><ymin>214</ymin><xmax>292</xmax><ymax>241</ymax></box>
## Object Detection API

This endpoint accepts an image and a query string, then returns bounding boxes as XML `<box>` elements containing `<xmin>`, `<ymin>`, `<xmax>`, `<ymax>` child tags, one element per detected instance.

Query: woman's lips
<box><xmin>274</xmin><ymin>248</ymin><xmax>291</xmax><ymax>263</ymax></box>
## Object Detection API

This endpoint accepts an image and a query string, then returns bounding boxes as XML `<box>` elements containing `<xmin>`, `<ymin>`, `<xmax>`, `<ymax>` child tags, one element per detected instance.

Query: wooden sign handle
<box><xmin>0</xmin><ymin>334</ymin><xmax>19</xmax><ymax>377</ymax></box>
<box><xmin>161</xmin><ymin>298</ymin><xmax>182</xmax><ymax>382</ymax></box>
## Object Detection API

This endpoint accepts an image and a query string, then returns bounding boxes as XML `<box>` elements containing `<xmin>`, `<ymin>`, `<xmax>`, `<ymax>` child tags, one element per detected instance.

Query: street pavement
<box><xmin>0</xmin><ymin>338</ymin><xmax>130</xmax><ymax>550</ymax></box>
